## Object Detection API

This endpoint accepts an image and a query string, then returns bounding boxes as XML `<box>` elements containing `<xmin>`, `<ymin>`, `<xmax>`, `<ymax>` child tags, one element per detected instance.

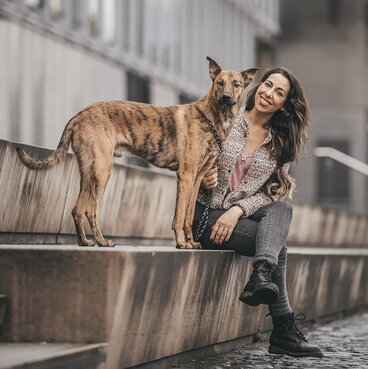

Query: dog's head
<box><xmin>207</xmin><ymin>56</ymin><xmax>258</xmax><ymax>108</ymax></box>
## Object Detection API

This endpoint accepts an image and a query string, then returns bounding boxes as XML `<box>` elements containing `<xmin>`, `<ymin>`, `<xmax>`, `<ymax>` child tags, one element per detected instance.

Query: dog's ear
<box><xmin>241</xmin><ymin>68</ymin><xmax>260</xmax><ymax>86</ymax></box>
<box><xmin>207</xmin><ymin>56</ymin><xmax>222</xmax><ymax>81</ymax></box>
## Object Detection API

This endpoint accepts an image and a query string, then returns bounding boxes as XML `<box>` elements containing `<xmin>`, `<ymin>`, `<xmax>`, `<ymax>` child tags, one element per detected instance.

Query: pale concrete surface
<box><xmin>0</xmin><ymin>343</ymin><xmax>106</xmax><ymax>369</ymax></box>
<box><xmin>174</xmin><ymin>311</ymin><xmax>368</xmax><ymax>369</ymax></box>
<box><xmin>0</xmin><ymin>245</ymin><xmax>367</xmax><ymax>368</ymax></box>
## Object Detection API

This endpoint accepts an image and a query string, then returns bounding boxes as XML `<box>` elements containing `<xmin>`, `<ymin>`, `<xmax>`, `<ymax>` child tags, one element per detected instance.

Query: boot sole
<box><xmin>252</xmin><ymin>284</ymin><xmax>279</xmax><ymax>305</ymax></box>
<box><xmin>268</xmin><ymin>345</ymin><xmax>323</xmax><ymax>358</ymax></box>
<box><xmin>239</xmin><ymin>292</ymin><xmax>260</xmax><ymax>306</ymax></box>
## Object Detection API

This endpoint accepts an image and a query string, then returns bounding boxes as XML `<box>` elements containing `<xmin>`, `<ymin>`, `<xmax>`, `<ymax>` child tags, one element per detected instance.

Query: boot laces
<box><xmin>288</xmin><ymin>313</ymin><xmax>308</xmax><ymax>342</ymax></box>
<box><xmin>261</xmin><ymin>263</ymin><xmax>278</xmax><ymax>282</ymax></box>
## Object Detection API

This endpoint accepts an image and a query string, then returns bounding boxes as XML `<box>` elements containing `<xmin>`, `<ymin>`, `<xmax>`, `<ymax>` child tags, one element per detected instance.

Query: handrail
<box><xmin>314</xmin><ymin>147</ymin><xmax>368</xmax><ymax>176</ymax></box>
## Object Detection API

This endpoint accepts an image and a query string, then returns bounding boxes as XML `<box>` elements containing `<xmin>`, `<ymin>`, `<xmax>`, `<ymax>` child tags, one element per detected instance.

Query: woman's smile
<box><xmin>260</xmin><ymin>95</ymin><xmax>272</xmax><ymax>107</ymax></box>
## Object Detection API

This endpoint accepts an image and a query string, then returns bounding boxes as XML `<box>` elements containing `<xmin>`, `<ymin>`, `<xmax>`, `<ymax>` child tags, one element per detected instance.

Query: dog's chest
<box><xmin>223</xmin><ymin>119</ymin><xmax>231</xmax><ymax>131</ymax></box>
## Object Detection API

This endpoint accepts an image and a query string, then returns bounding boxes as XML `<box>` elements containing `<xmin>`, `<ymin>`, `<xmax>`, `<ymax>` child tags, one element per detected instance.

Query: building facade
<box><xmin>0</xmin><ymin>0</ymin><xmax>279</xmax><ymax>150</ymax></box>
<box><xmin>276</xmin><ymin>0</ymin><xmax>368</xmax><ymax>214</ymax></box>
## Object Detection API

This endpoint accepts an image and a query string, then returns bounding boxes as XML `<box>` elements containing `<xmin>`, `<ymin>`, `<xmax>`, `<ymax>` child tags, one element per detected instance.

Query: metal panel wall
<box><xmin>0</xmin><ymin>19</ymin><xmax>125</xmax><ymax>148</ymax></box>
<box><xmin>0</xmin><ymin>0</ymin><xmax>280</xmax><ymax>148</ymax></box>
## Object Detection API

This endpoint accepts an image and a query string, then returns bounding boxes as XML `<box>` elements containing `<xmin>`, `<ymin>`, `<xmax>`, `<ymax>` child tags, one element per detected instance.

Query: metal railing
<box><xmin>314</xmin><ymin>147</ymin><xmax>368</xmax><ymax>176</ymax></box>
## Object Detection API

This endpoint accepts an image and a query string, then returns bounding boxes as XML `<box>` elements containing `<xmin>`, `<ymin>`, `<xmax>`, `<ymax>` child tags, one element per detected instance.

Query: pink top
<box><xmin>229</xmin><ymin>149</ymin><xmax>255</xmax><ymax>192</ymax></box>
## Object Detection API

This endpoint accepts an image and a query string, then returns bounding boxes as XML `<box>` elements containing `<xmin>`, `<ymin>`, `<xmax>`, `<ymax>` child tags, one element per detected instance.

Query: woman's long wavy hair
<box><xmin>245</xmin><ymin>67</ymin><xmax>311</xmax><ymax>200</ymax></box>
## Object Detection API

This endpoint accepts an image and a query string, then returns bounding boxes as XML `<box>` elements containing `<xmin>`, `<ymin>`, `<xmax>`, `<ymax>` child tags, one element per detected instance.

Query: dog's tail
<box><xmin>16</xmin><ymin>115</ymin><xmax>77</xmax><ymax>170</ymax></box>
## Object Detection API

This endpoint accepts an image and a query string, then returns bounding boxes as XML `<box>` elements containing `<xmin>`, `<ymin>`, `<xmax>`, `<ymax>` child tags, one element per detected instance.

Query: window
<box><xmin>328</xmin><ymin>0</ymin><xmax>341</xmax><ymax>26</ymax></box>
<box><xmin>101</xmin><ymin>0</ymin><xmax>116</xmax><ymax>44</ymax></box>
<box><xmin>126</xmin><ymin>71</ymin><xmax>151</xmax><ymax>167</ymax></box>
<box><xmin>179</xmin><ymin>93</ymin><xmax>196</xmax><ymax>105</ymax></box>
<box><xmin>88</xmin><ymin>0</ymin><xmax>100</xmax><ymax>36</ymax></box>
<box><xmin>49</xmin><ymin>0</ymin><xmax>64</xmax><ymax>20</ymax></box>
<box><xmin>256</xmin><ymin>40</ymin><xmax>275</xmax><ymax>76</ymax></box>
<box><xmin>127</xmin><ymin>71</ymin><xmax>150</xmax><ymax>103</ymax></box>
<box><xmin>71</xmin><ymin>0</ymin><xmax>84</xmax><ymax>30</ymax></box>
<box><xmin>316</xmin><ymin>139</ymin><xmax>350</xmax><ymax>206</ymax></box>
<box><xmin>25</xmin><ymin>0</ymin><xmax>44</xmax><ymax>9</ymax></box>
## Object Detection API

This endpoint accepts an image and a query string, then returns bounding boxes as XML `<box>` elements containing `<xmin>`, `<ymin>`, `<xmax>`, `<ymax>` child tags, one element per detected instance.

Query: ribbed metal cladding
<box><xmin>0</xmin><ymin>0</ymin><xmax>279</xmax><ymax>148</ymax></box>
<box><xmin>0</xmin><ymin>20</ymin><xmax>125</xmax><ymax>148</ymax></box>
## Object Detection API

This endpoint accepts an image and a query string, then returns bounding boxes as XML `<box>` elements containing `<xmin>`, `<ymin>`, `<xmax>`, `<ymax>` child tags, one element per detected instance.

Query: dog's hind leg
<box><xmin>84</xmin><ymin>150</ymin><xmax>114</xmax><ymax>247</ymax></box>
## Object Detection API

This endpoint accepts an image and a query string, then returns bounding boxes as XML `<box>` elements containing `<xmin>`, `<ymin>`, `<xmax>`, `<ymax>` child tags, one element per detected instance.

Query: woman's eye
<box><xmin>276</xmin><ymin>91</ymin><xmax>284</xmax><ymax>97</ymax></box>
<box><xmin>264</xmin><ymin>81</ymin><xmax>271</xmax><ymax>87</ymax></box>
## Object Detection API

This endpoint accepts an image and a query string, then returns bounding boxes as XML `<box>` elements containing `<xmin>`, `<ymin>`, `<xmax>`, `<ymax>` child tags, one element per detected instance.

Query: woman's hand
<box><xmin>201</xmin><ymin>167</ymin><xmax>218</xmax><ymax>189</ymax></box>
<box><xmin>210</xmin><ymin>206</ymin><xmax>244</xmax><ymax>245</ymax></box>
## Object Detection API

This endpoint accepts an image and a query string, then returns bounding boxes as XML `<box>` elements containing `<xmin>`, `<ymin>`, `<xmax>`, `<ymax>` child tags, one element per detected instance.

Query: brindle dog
<box><xmin>17</xmin><ymin>57</ymin><xmax>258</xmax><ymax>249</ymax></box>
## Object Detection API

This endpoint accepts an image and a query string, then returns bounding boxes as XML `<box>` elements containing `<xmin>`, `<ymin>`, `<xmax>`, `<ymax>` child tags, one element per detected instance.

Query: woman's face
<box><xmin>254</xmin><ymin>73</ymin><xmax>290</xmax><ymax>114</ymax></box>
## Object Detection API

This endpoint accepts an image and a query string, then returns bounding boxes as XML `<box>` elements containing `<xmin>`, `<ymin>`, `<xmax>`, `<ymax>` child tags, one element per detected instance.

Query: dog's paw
<box><xmin>97</xmin><ymin>239</ymin><xmax>115</xmax><ymax>247</ymax></box>
<box><xmin>78</xmin><ymin>239</ymin><xmax>95</xmax><ymax>247</ymax></box>
<box><xmin>176</xmin><ymin>241</ymin><xmax>200</xmax><ymax>249</ymax></box>
<box><xmin>189</xmin><ymin>240</ymin><xmax>202</xmax><ymax>249</ymax></box>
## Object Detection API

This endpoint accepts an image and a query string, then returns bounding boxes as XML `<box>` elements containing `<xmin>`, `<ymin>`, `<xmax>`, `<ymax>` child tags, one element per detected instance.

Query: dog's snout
<box><xmin>221</xmin><ymin>93</ymin><xmax>232</xmax><ymax>101</ymax></box>
<box><xmin>220</xmin><ymin>93</ymin><xmax>235</xmax><ymax>106</ymax></box>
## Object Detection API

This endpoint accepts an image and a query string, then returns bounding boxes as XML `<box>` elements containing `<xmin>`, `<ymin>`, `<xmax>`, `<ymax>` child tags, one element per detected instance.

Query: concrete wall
<box><xmin>0</xmin><ymin>245</ymin><xmax>367</xmax><ymax>368</ymax></box>
<box><xmin>289</xmin><ymin>201</ymin><xmax>368</xmax><ymax>247</ymax></box>
<box><xmin>1</xmin><ymin>139</ymin><xmax>367</xmax><ymax>247</ymax></box>
<box><xmin>0</xmin><ymin>140</ymin><xmax>176</xmax><ymax>242</ymax></box>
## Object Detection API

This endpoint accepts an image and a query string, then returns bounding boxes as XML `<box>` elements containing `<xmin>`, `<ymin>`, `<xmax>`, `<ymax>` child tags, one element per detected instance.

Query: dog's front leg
<box><xmin>172</xmin><ymin>172</ymin><xmax>196</xmax><ymax>249</ymax></box>
<box><xmin>183</xmin><ymin>172</ymin><xmax>206</xmax><ymax>248</ymax></box>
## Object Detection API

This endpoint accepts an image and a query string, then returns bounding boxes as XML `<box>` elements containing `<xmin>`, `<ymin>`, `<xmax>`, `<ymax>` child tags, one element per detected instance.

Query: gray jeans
<box><xmin>193</xmin><ymin>200</ymin><xmax>293</xmax><ymax>317</ymax></box>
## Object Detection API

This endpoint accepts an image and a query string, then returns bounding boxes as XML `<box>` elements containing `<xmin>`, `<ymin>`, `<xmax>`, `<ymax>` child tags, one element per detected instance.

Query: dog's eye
<box><xmin>233</xmin><ymin>81</ymin><xmax>241</xmax><ymax>87</ymax></box>
<box><xmin>217</xmin><ymin>80</ymin><xmax>224</xmax><ymax>86</ymax></box>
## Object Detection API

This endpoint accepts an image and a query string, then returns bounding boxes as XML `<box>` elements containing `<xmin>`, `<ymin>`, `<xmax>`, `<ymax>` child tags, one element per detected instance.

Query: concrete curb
<box><xmin>0</xmin><ymin>245</ymin><xmax>367</xmax><ymax>368</ymax></box>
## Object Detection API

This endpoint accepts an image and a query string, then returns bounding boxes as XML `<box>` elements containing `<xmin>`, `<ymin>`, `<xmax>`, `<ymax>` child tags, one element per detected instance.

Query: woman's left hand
<box><xmin>210</xmin><ymin>206</ymin><xmax>244</xmax><ymax>245</ymax></box>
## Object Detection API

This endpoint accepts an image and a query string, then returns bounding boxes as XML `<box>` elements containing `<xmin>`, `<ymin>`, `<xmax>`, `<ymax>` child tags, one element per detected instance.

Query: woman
<box><xmin>193</xmin><ymin>67</ymin><xmax>322</xmax><ymax>357</ymax></box>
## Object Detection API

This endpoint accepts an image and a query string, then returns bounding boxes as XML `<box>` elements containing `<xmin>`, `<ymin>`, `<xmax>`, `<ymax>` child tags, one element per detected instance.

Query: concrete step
<box><xmin>0</xmin><ymin>343</ymin><xmax>106</xmax><ymax>369</ymax></box>
<box><xmin>0</xmin><ymin>245</ymin><xmax>367</xmax><ymax>369</ymax></box>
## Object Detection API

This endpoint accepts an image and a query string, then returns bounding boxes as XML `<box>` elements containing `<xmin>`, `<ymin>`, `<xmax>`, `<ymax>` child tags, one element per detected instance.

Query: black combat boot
<box><xmin>239</xmin><ymin>260</ymin><xmax>279</xmax><ymax>306</ymax></box>
<box><xmin>269</xmin><ymin>312</ymin><xmax>323</xmax><ymax>357</ymax></box>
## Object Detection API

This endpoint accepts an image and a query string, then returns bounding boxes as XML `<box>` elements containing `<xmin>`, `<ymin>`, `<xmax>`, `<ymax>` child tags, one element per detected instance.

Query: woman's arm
<box><xmin>230</xmin><ymin>191</ymin><xmax>273</xmax><ymax>217</ymax></box>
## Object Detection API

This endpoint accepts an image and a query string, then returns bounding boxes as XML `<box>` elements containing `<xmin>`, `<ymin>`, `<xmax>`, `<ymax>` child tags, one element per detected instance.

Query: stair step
<box><xmin>0</xmin><ymin>343</ymin><xmax>107</xmax><ymax>369</ymax></box>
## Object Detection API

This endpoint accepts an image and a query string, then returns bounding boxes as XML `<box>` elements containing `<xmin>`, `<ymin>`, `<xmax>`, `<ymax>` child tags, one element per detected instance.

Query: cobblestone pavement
<box><xmin>174</xmin><ymin>311</ymin><xmax>368</xmax><ymax>369</ymax></box>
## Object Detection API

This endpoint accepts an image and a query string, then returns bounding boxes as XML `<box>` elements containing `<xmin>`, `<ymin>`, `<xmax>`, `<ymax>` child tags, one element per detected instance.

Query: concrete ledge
<box><xmin>0</xmin><ymin>343</ymin><xmax>107</xmax><ymax>369</ymax></box>
<box><xmin>0</xmin><ymin>233</ymin><xmax>175</xmax><ymax>247</ymax></box>
<box><xmin>1</xmin><ymin>139</ymin><xmax>367</xmax><ymax>247</ymax></box>
<box><xmin>0</xmin><ymin>245</ymin><xmax>367</xmax><ymax>368</ymax></box>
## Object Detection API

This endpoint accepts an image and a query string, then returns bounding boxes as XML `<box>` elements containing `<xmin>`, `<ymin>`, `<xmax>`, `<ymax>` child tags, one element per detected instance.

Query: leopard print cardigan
<box><xmin>197</xmin><ymin>106</ymin><xmax>290</xmax><ymax>217</ymax></box>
